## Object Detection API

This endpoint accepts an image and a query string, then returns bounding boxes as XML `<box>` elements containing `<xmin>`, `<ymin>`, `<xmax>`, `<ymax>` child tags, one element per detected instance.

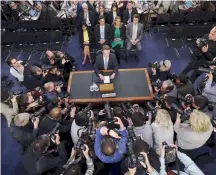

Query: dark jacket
<box><xmin>95</xmin><ymin>11</ymin><xmax>109</xmax><ymax>23</ymax></box>
<box><xmin>38</xmin><ymin>115</ymin><xmax>71</xmax><ymax>136</ymax></box>
<box><xmin>150</xmin><ymin>70</ymin><xmax>173</xmax><ymax>83</ymax></box>
<box><xmin>177</xmin><ymin>80</ymin><xmax>195</xmax><ymax>97</ymax></box>
<box><xmin>10</xmin><ymin>121</ymin><xmax>38</xmax><ymax>149</ymax></box>
<box><xmin>94</xmin><ymin>53</ymin><xmax>118</xmax><ymax>76</ymax></box>
<box><xmin>22</xmin><ymin>142</ymin><xmax>67</xmax><ymax>175</ymax></box>
<box><xmin>123</xmin><ymin>8</ymin><xmax>138</xmax><ymax>24</ymax></box>
<box><xmin>47</xmin><ymin>5</ymin><xmax>57</xmax><ymax>20</ymax></box>
<box><xmin>107</xmin><ymin>11</ymin><xmax>121</xmax><ymax>25</ymax></box>
<box><xmin>86</xmin><ymin>1</ymin><xmax>97</xmax><ymax>13</ymax></box>
<box><xmin>110</xmin><ymin>24</ymin><xmax>126</xmax><ymax>41</ymax></box>
<box><xmin>94</xmin><ymin>23</ymin><xmax>111</xmax><ymax>44</ymax></box>
<box><xmin>79</xmin><ymin>11</ymin><xmax>95</xmax><ymax>27</ymax></box>
<box><xmin>79</xmin><ymin>27</ymin><xmax>94</xmax><ymax>47</ymax></box>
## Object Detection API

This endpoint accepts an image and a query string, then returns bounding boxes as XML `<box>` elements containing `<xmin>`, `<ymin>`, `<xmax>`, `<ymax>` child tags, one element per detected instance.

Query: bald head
<box><xmin>209</xmin><ymin>26</ymin><xmax>216</xmax><ymax>41</ymax></box>
<box><xmin>46</xmin><ymin>50</ymin><xmax>54</xmax><ymax>58</ymax></box>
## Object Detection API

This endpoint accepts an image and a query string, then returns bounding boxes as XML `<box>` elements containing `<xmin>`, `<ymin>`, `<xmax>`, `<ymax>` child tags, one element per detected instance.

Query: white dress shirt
<box><xmin>85</xmin><ymin>12</ymin><xmax>91</xmax><ymax>26</ymax></box>
<box><xmin>100</xmin><ymin>25</ymin><xmax>105</xmax><ymax>40</ymax></box>
<box><xmin>10</xmin><ymin>62</ymin><xmax>24</xmax><ymax>82</ymax></box>
<box><xmin>132</xmin><ymin>23</ymin><xmax>138</xmax><ymax>40</ymax></box>
<box><xmin>113</xmin><ymin>11</ymin><xmax>117</xmax><ymax>21</ymax></box>
<box><xmin>103</xmin><ymin>56</ymin><xmax>109</xmax><ymax>70</ymax></box>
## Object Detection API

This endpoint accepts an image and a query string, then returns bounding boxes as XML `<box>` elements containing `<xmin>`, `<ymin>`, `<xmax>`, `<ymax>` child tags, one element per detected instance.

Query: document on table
<box><xmin>104</xmin><ymin>76</ymin><xmax>110</xmax><ymax>84</ymax></box>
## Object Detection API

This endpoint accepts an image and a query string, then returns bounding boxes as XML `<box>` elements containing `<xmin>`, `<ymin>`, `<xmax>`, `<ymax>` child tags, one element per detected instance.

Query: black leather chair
<box><xmin>155</xmin><ymin>13</ymin><xmax>170</xmax><ymax>32</ymax></box>
<box><xmin>169</xmin><ymin>12</ymin><xmax>185</xmax><ymax>26</ymax></box>
<box><xmin>184</xmin><ymin>11</ymin><xmax>202</xmax><ymax>24</ymax></box>
<box><xmin>49</xmin><ymin>31</ymin><xmax>64</xmax><ymax>50</ymax></box>
<box><xmin>35</xmin><ymin>32</ymin><xmax>51</xmax><ymax>51</ymax></box>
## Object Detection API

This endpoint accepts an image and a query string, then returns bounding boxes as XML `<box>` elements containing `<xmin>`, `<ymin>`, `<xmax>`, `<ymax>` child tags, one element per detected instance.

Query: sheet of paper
<box><xmin>104</xmin><ymin>76</ymin><xmax>110</xmax><ymax>84</ymax></box>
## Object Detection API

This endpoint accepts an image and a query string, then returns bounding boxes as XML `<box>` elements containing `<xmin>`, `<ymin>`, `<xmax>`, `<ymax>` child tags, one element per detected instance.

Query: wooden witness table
<box><xmin>67</xmin><ymin>68</ymin><xmax>154</xmax><ymax>103</ymax></box>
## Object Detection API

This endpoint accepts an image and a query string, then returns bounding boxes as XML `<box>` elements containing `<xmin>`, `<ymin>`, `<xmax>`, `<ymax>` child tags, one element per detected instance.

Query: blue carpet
<box><xmin>1</xmin><ymin>32</ymin><xmax>195</xmax><ymax>175</ymax></box>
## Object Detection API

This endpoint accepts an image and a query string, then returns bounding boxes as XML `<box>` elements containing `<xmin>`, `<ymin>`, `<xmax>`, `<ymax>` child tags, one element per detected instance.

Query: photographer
<box><xmin>62</xmin><ymin>146</ymin><xmax>94</xmax><ymax>175</ymax></box>
<box><xmin>21</xmin><ymin>134</ymin><xmax>67</xmax><ymax>175</ymax></box>
<box><xmin>129</xmin><ymin>111</ymin><xmax>153</xmax><ymax>147</ymax></box>
<box><xmin>159</xmin><ymin>144</ymin><xmax>205</xmax><ymax>175</ymax></box>
<box><xmin>29</xmin><ymin>65</ymin><xmax>49</xmax><ymax>86</ymax></box>
<box><xmin>174</xmin><ymin>110</ymin><xmax>213</xmax><ymax>152</ymax></box>
<box><xmin>43</xmin><ymin>82</ymin><xmax>63</xmax><ymax>103</ymax></box>
<box><xmin>150</xmin><ymin>60</ymin><xmax>172</xmax><ymax>83</ymax></box>
<box><xmin>9</xmin><ymin>113</ymin><xmax>39</xmax><ymax>150</ymax></box>
<box><xmin>38</xmin><ymin>107</ymin><xmax>72</xmax><ymax>136</ymax></box>
<box><xmin>71</xmin><ymin>108</ymin><xmax>94</xmax><ymax>145</ymax></box>
<box><xmin>151</xmin><ymin>109</ymin><xmax>174</xmax><ymax>155</ymax></box>
<box><xmin>1</xmin><ymin>88</ymin><xmax>19</xmax><ymax>127</ymax></box>
<box><xmin>94</xmin><ymin>117</ymin><xmax>128</xmax><ymax>163</ymax></box>
<box><xmin>175</xmin><ymin>73</ymin><xmax>195</xmax><ymax>97</ymax></box>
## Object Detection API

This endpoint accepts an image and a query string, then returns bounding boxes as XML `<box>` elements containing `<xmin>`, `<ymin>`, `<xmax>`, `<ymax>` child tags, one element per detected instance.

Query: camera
<box><xmin>127</xmin><ymin>142</ymin><xmax>145</xmax><ymax>168</ymax></box>
<box><xmin>178</xmin><ymin>94</ymin><xmax>194</xmax><ymax>105</ymax></box>
<box><xmin>153</xmin><ymin>94</ymin><xmax>167</xmax><ymax>104</ymax></box>
<box><xmin>152</xmin><ymin>80</ymin><xmax>162</xmax><ymax>89</ymax></box>
<box><xmin>48</xmin><ymin>122</ymin><xmax>60</xmax><ymax>140</ymax></box>
<box><xmin>86</xmin><ymin>118</ymin><xmax>96</xmax><ymax>140</ymax></box>
<box><xmin>171</xmin><ymin>104</ymin><xmax>192</xmax><ymax>122</ymax></box>
<box><xmin>54</xmin><ymin>81</ymin><xmax>64</xmax><ymax>87</ymax></box>
<box><xmin>162</xmin><ymin>142</ymin><xmax>176</xmax><ymax>163</ymax></box>
<box><xmin>75</xmin><ymin>139</ymin><xmax>86</xmax><ymax>151</ymax></box>
<box><xmin>41</xmin><ymin>64</ymin><xmax>53</xmax><ymax>72</ymax></box>
<box><xmin>206</xmin><ymin>61</ymin><xmax>216</xmax><ymax>67</ymax></box>
<box><xmin>127</xmin><ymin>126</ymin><xmax>141</xmax><ymax>142</ymax></box>
<box><xmin>121</xmin><ymin>102</ymin><xmax>134</xmax><ymax>117</ymax></box>
<box><xmin>148</xmin><ymin>62</ymin><xmax>159</xmax><ymax>69</ymax></box>
<box><xmin>30</xmin><ymin>107</ymin><xmax>47</xmax><ymax>122</ymax></box>
<box><xmin>104</xmin><ymin>101</ymin><xmax>113</xmax><ymax>118</ymax></box>
<box><xmin>4</xmin><ymin>89</ymin><xmax>24</xmax><ymax>104</ymax></box>
<box><xmin>197</xmin><ymin>38</ymin><xmax>208</xmax><ymax>49</ymax></box>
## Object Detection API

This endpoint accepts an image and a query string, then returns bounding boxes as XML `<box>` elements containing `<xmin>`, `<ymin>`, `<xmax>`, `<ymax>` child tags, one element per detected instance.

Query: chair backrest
<box><xmin>185</xmin><ymin>11</ymin><xmax>202</xmax><ymax>23</ymax></box>
<box><xmin>170</xmin><ymin>12</ymin><xmax>185</xmax><ymax>24</ymax></box>
<box><xmin>50</xmin><ymin>31</ymin><xmax>63</xmax><ymax>42</ymax></box>
<box><xmin>199</xmin><ymin>11</ymin><xmax>215</xmax><ymax>23</ymax></box>
<box><xmin>156</xmin><ymin>13</ymin><xmax>170</xmax><ymax>24</ymax></box>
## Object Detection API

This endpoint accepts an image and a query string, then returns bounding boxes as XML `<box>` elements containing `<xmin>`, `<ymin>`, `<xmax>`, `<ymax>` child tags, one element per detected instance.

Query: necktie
<box><xmin>104</xmin><ymin>59</ymin><xmax>108</xmax><ymax>70</ymax></box>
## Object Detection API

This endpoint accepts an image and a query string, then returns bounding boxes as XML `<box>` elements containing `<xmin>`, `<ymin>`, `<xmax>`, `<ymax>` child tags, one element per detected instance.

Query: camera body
<box><xmin>31</xmin><ymin>107</ymin><xmax>47</xmax><ymax>122</ymax></box>
<box><xmin>127</xmin><ymin>126</ymin><xmax>141</xmax><ymax>142</ymax></box>
<box><xmin>162</xmin><ymin>141</ymin><xmax>176</xmax><ymax>163</ymax></box>
<box><xmin>48</xmin><ymin>123</ymin><xmax>60</xmax><ymax>140</ymax></box>
<box><xmin>171</xmin><ymin>104</ymin><xmax>192</xmax><ymax>122</ymax></box>
<box><xmin>152</xmin><ymin>80</ymin><xmax>162</xmax><ymax>89</ymax></box>
<box><xmin>75</xmin><ymin>138</ymin><xmax>86</xmax><ymax>151</ymax></box>
<box><xmin>41</xmin><ymin>64</ymin><xmax>53</xmax><ymax>72</ymax></box>
<box><xmin>197</xmin><ymin>38</ymin><xmax>208</xmax><ymax>49</ymax></box>
<box><xmin>148</xmin><ymin>62</ymin><xmax>160</xmax><ymax>69</ymax></box>
<box><xmin>178</xmin><ymin>94</ymin><xmax>193</xmax><ymax>106</ymax></box>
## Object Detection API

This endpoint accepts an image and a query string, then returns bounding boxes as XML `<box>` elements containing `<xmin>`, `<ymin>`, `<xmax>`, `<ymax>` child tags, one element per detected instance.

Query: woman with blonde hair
<box><xmin>174</xmin><ymin>109</ymin><xmax>213</xmax><ymax>151</ymax></box>
<box><xmin>151</xmin><ymin>109</ymin><xmax>174</xmax><ymax>155</ymax></box>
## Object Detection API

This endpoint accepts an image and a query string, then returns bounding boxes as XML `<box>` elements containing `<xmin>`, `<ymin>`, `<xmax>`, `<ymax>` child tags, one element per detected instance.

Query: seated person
<box><xmin>110</xmin><ymin>16</ymin><xmax>126</xmax><ymax>64</ymax></box>
<box><xmin>94</xmin><ymin>117</ymin><xmax>128</xmax><ymax>163</ymax></box>
<box><xmin>174</xmin><ymin>110</ymin><xmax>213</xmax><ymax>151</ymax></box>
<box><xmin>150</xmin><ymin>60</ymin><xmax>173</xmax><ymax>83</ymax></box>
<box><xmin>126</xmin><ymin>14</ymin><xmax>143</xmax><ymax>60</ymax></box>
<box><xmin>94</xmin><ymin>45</ymin><xmax>118</xmax><ymax>81</ymax></box>
<box><xmin>46</xmin><ymin>1</ymin><xmax>59</xmax><ymax>20</ymax></box>
<box><xmin>94</xmin><ymin>16</ymin><xmax>110</xmax><ymax>49</ymax></box>
<box><xmin>9</xmin><ymin>2</ymin><xmax>20</xmax><ymax>21</ymax></box>
<box><xmin>175</xmin><ymin>73</ymin><xmax>195</xmax><ymax>97</ymax></box>
<box><xmin>130</xmin><ymin>111</ymin><xmax>153</xmax><ymax>147</ymax></box>
<box><xmin>18</xmin><ymin>1</ymin><xmax>31</xmax><ymax>15</ymax></box>
<box><xmin>7</xmin><ymin>57</ymin><xmax>24</xmax><ymax>82</ymax></box>
<box><xmin>22</xmin><ymin>134</ymin><xmax>67</xmax><ymax>175</ymax></box>
<box><xmin>107</xmin><ymin>2</ymin><xmax>121</xmax><ymax>25</ymax></box>
<box><xmin>80</xmin><ymin>3</ymin><xmax>95</xmax><ymax>29</ymax></box>
<box><xmin>79</xmin><ymin>22</ymin><xmax>93</xmax><ymax>65</ymax></box>
<box><xmin>123</xmin><ymin>1</ymin><xmax>138</xmax><ymax>25</ymax></box>
<box><xmin>96</xmin><ymin>5</ymin><xmax>108</xmax><ymax>23</ymax></box>
<box><xmin>33</xmin><ymin>2</ymin><xmax>48</xmax><ymax>20</ymax></box>
<box><xmin>10</xmin><ymin>113</ymin><xmax>39</xmax><ymax>150</ymax></box>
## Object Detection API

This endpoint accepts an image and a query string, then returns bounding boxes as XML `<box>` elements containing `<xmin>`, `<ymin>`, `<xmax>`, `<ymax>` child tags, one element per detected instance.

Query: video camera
<box><xmin>75</xmin><ymin>138</ymin><xmax>86</xmax><ymax>151</ymax></box>
<box><xmin>171</xmin><ymin>104</ymin><xmax>192</xmax><ymax>122</ymax></box>
<box><xmin>48</xmin><ymin>123</ymin><xmax>60</xmax><ymax>140</ymax></box>
<box><xmin>30</xmin><ymin>107</ymin><xmax>47</xmax><ymax>122</ymax></box>
<box><xmin>127</xmin><ymin>142</ymin><xmax>145</xmax><ymax>169</ymax></box>
<box><xmin>148</xmin><ymin>62</ymin><xmax>159</xmax><ymax>69</ymax></box>
<box><xmin>162</xmin><ymin>142</ymin><xmax>176</xmax><ymax>163</ymax></box>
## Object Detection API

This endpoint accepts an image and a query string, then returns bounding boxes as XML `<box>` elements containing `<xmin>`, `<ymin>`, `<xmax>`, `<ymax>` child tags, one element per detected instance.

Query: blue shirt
<box><xmin>94</xmin><ymin>127</ymin><xmax>128</xmax><ymax>163</ymax></box>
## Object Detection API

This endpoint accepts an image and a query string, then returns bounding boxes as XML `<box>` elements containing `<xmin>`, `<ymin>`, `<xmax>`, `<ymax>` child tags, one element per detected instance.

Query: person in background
<box><xmin>7</xmin><ymin>57</ymin><xmax>24</xmax><ymax>82</ymax></box>
<box><xmin>110</xmin><ymin>16</ymin><xmax>125</xmax><ymax>64</ymax></box>
<box><xmin>46</xmin><ymin>1</ymin><xmax>58</xmax><ymax>20</ymax></box>
<box><xmin>9</xmin><ymin>2</ymin><xmax>20</xmax><ymax>21</ymax></box>
<box><xmin>174</xmin><ymin>110</ymin><xmax>213</xmax><ymax>152</ymax></box>
<box><xmin>151</xmin><ymin>109</ymin><xmax>174</xmax><ymax>155</ymax></box>
<box><xmin>108</xmin><ymin>2</ymin><xmax>121</xmax><ymax>25</ymax></box>
<box><xmin>123</xmin><ymin>1</ymin><xmax>138</xmax><ymax>25</ymax></box>
<box><xmin>94</xmin><ymin>16</ymin><xmax>111</xmax><ymax>49</ymax></box>
<box><xmin>155</xmin><ymin>0</ymin><xmax>171</xmax><ymax>13</ymax></box>
<box><xmin>96</xmin><ymin>5</ymin><xmax>108</xmax><ymax>23</ymax></box>
<box><xmin>79</xmin><ymin>22</ymin><xmax>93</xmax><ymax>65</ymax></box>
<box><xmin>80</xmin><ymin>3</ymin><xmax>95</xmax><ymax>30</ymax></box>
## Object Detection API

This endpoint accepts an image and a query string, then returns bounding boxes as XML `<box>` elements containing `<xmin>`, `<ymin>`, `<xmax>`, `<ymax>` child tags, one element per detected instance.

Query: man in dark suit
<box><xmin>123</xmin><ymin>1</ymin><xmax>138</xmax><ymax>25</ymax></box>
<box><xmin>80</xmin><ymin>3</ymin><xmax>95</xmax><ymax>29</ymax></box>
<box><xmin>94</xmin><ymin>16</ymin><xmax>110</xmax><ymax>49</ymax></box>
<box><xmin>94</xmin><ymin>45</ymin><xmax>118</xmax><ymax>81</ymax></box>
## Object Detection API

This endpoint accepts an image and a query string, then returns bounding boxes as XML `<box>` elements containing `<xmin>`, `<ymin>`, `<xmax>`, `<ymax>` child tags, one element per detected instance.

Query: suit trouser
<box><xmin>126</xmin><ymin>40</ymin><xmax>142</xmax><ymax>57</ymax></box>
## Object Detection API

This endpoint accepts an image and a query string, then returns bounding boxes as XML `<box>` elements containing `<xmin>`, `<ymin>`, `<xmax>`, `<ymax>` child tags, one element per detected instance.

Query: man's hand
<box><xmin>90</xmin><ymin>110</ymin><xmax>94</xmax><ymax>120</ymax></box>
<box><xmin>207</xmin><ymin>72</ymin><xmax>213</xmax><ymax>80</ymax></box>
<box><xmin>201</xmin><ymin>44</ymin><xmax>208</xmax><ymax>53</ymax></box>
<box><xmin>70</xmin><ymin>107</ymin><xmax>76</xmax><ymax>118</ymax></box>
<box><xmin>11</xmin><ymin>95</ymin><xmax>17</xmax><ymax>103</ymax></box>
<box><xmin>42</xmin><ymin>70</ymin><xmax>48</xmax><ymax>77</ymax></box>
<box><xmin>62</xmin><ymin>58</ymin><xmax>66</xmax><ymax>64</ymax></box>
<box><xmin>132</xmin><ymin>40</ymin><xmax>136</xmax><ymax>45</ymax></box>
<box><xmin>83</xmin><ymin>144</ymin><xmax>90</xmax><ymax>159</ymax></box>
<box><xmin>114</xmin><ymin>117</ymin><xmax>125</xmax><ymax>129</ymax></box>
<box><xmin>151</xmin><ymin>68</ymin><xmax>156</xmax><ymax>74</ymax></box>
<box><xmin>33</xmin><ymin>117</ymin><xmax>39</xmax><ymax>129</ymax></box>
<box><xmin>110</xmin><ymin>73</ymin><xmax>115</xmax><ymax>79</ymax></box>
<box><xmin>99</xmin><ymin>74</ymin><xmax>105</xmax><ymax>81</ymax></box>
<box><xmin>109</xmin><ymin>129</ymin><xmax>121</xmax><ymax>139</ymax></box>
<box><xmin>128</xmin><ymin>167</ymin><xmax>136</xmax><ymax>175</ymax></box>
<box><xmin>52</xmin><ymin>134</ymin><xmax>60</xmax><ymax>145</ymax></box>
<box><xmin>27</xmin><ymin>101</ymin><xmax>40</xmax><ymax>109</ymax></box>
<box><xmin>154</xmin><ymin>86</ymin><xmax>160</xmax><ymax>92</ymax></box>
<box><xmin>56</xmin><ymin>85</ymin><xmax>61</xmax><ymax>92</ymax></box>
<box><xmin>98</xmin><ymin>109</ymin><xmax>105</xmax><ymax>116</ymax></box>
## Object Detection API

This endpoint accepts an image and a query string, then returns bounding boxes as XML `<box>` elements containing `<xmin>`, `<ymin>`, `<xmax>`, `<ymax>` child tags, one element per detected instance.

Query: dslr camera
<box><xmin>148</xmin><ymin>62</ymin><xmax>160</xmax><ymax>69</ymax></box>
<box><xmin>127</xmin><ymin>126</ymin><xmax>141</xmax><ymax>142</ymax></box>
<box><xmin>152</xmin><ymin>80</ymin><xmax>162</xmax><ymax>89</ymax></box>
<box><xmin>48</xmin><ymin>123</ymin><xmax>60</xmax><ymax>140</ymax></box>
<box><xmin>178</xmin><ymin>94</ymin><xmax>194</xmax><ymax>106</ymax></box>
<box><xmin>197</xmin><ymin>38</ymin><xmax>208</xmax><ymax>49</ymax></box>
<box><xmin>171</xmin><ymin>103</ymin><xmax>192</xmax><ymax>122</ymax></box>
<box><xmin>30</xmin><ymin>107</ymin><xmax>47</xmax><ymax>122</ymax></box>
<box><xmin>162</xmin><ymin>142</ymin><xmax>176</xmax><ymax>163</ymax></box>
<box><xmin>120</xmin><ymin>102</ymin><xmax>134</xmax><ymax>117</ymax></box>
<box><xmin>4</xmin><ymin>89</ymin><xmax>23</xmax><ymax>104</ymax></box>
<box><xmin>75</xmin><ymin>139</ymin><xmax>86</xmax><ymax>151</ymax></box>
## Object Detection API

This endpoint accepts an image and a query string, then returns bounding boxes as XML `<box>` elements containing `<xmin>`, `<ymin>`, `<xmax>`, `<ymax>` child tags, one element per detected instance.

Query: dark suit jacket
<box><xmin>79</xmin><ymin>11</ymin><xmax>95</xmax><ymax>27</ymax></box>
<box><xmin>79</xmin><ymin>27</ymin><xmax>94</xmax><ymax>47</ymax></box>
<box><xmin>86</xmin><ymin>1</ymin><xmax>97</xmax><ymax>13</ymax></box>
<box><xmin>110</xmin><ymin>24</ymin><xmax>126</xmax><ymax>41</ymax></box>
<box><xmin>107</xmin><ymin>11</ymin><xmax>121</xmax><ymax>25</ymax></box>
<box><xmin>177</xmin><ymin>80</ymin><xmax>195</xmax><ymax>97</ymax></box>
<box><xmin>94</xmin><ymin>23</ymin><xmax>111</xmax><ymax>44</ymax></box>
<box><xmin>95</xmin><ymin>11</ymin><xmax>109</xmax><ymax>23</ymax></box>
<box><xmin>94</xmin><ymin>53</ymin><xmax>118</xmax><ymax>75</ymax></box>
<box><xmin>123</xmin><ymin>8</ymin><xmax>138</xmax><ymax>24</ymax></box>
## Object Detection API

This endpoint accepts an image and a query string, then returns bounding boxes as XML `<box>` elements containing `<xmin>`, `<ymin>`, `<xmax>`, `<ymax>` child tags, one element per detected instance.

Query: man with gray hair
<box><xmin>80</xmin><ymin>3</ymin><xmax>95</xmax><ymax>29</ymax></box>
<box><xmin>9</xmin><ymin>113</ymin><xmax>39</xmax><ymax>150</ymax></box>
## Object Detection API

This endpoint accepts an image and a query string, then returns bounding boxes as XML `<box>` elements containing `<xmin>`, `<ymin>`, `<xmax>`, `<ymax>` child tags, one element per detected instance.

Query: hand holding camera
<box><xmin>33</xmin><ymin>117</ymin><xmax>39</xmax><ymax>129</ymax></box>
<box><xmin>82</xmin><ymin>144</ymin><xmax>90</xmax><ymax>159</ymax></box>
<box><xmin>11</xmin><ymin>95</ymin><xmax>17</xmax><ymax>103</ymax></box>
<box><xmin>201</xmin><ymin>44</ymin><xmax>208</xmax><ymax>53</ymax></box>
<box><xmin>114</xmin><ymin>117</ymin><xmax>124</xmax><ymax>130</ymax></box>
<box><xmin>51</xmin><ymin>133</ymin><xmax>60</xmax><ymax>145</ymax></box>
